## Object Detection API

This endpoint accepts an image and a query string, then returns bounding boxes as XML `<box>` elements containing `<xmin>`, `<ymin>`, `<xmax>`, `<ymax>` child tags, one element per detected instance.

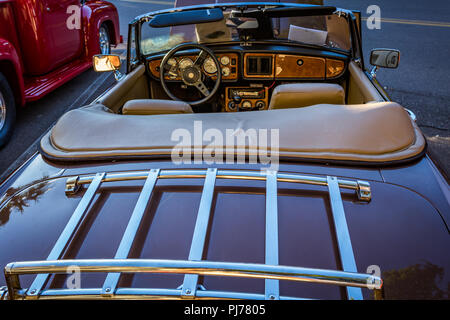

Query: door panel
<box><xmin>41</xmin><ymin>0</ymin><xmax>83</xmax><ymax>69</ymax></box>
<box><xmin>15</xmin><ymin>0</ymin><xmax>83</xmax><ymax>76</ymax></box>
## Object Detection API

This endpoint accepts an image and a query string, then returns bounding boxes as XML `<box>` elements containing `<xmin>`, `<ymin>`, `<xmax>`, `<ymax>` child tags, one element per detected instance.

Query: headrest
<box><xmin>269</xmin><ymin>83</ymin><xmax>345</xmax><ymax>109</ymax></box>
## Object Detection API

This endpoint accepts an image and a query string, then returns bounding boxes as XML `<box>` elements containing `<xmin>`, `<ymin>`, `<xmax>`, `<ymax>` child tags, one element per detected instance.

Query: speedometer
<box><xmin>203</xmin><ymin>57</ymin><xmax>217</xmax><ymax>74</ymax></box>
<box><xmin>178</xmin><ymin>58</ymin><xmax>194</xmax><ymax>69</ymax></box>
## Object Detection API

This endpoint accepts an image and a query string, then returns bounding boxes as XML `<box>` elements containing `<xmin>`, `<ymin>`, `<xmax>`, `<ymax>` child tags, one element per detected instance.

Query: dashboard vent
<box><xmin>246</xmin><ymin>56</ymin><xmax>272</xmax><ymax>76</ymax></box>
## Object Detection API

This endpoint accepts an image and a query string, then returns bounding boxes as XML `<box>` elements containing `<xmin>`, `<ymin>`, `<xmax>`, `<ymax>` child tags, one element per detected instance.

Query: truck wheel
<box><xmin>0</xmin><ymin>72</ymin><xmax>16</xmax><ymax>148</ymax></box>
<box><xmin>99</xmin><ymin>24</ymin><xmax>111</xmax><ymax>55</ymax></box>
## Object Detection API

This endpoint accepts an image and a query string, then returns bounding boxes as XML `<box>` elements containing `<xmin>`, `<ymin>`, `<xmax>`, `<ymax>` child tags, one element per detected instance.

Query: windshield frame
<box><xmin>126</xmin><ymin>2</ymin><xmax>362</xmax><ymax>72</ymax></box>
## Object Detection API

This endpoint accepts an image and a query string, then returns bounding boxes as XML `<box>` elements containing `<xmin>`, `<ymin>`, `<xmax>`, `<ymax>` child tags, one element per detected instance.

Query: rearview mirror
<box><xmin>370</xmin><ymin>49</ymin><xmax>400</xmax><ymax>69</ymax></box>
<box><xmin>226</xmin><ymin>16</ymin><xmax>259</xmax><ymax>29</ymax></box>
<box><xmin>93</xmin><ymin>54</ymin><xmax>121</xmax><ymax>72</ymax></box>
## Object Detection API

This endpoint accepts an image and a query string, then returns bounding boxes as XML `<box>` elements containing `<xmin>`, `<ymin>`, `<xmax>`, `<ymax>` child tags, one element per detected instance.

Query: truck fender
<box><xmin>0</xmin><ymin>39</ymin><xmax>25</xmax><ymax>107</ymax></box>
<box><xmin>81</xmin><ymin>2</ymin><xmax>121</xmax><ymax>59</ymax></box>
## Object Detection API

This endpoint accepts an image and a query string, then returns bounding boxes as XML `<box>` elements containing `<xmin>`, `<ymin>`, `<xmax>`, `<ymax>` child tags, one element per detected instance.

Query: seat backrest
<box><xmin>269</xmin><ymin>83</ymin><xmax>345</xmax><ymax>109</ymax></box>
<box><xmin>122</xmin><ymin>99</ymin><xmax>193</xmax><ymax>115</ymax></box>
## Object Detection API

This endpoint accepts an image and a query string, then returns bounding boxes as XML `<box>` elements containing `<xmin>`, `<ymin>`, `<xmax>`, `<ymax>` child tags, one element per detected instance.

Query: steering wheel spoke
<box><xmin>194</xmin><ymin>50</ymin><xmax>208</xmax><ymax>67</ymax></box>
<box><xmin>195</xmin><ymin>81</ymin><xmax>211</xmax><ymax>97</ymax></box>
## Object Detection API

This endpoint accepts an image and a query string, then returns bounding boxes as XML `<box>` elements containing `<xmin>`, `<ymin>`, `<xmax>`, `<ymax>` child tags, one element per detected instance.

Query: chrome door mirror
<box><xmin>93</xmin><ymin>54</ymin><xmax>124</xmax><ymax>81</ymax></box>
<box><xmin>93</xmin><ymin>54</ymin><xmax>121</xmax><ymax>71</ymax></box>
<box><xmin>370</xmin><ymin>49</ymin><xmax>400</xmax><ymax>69</ymax></box>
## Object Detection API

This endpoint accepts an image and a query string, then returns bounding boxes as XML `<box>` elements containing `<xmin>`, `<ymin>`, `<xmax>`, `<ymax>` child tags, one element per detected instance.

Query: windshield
<box><xmin>140</xmin><ymin>10</ymin><xmax>351</xmax><ymax>55</ymax></box>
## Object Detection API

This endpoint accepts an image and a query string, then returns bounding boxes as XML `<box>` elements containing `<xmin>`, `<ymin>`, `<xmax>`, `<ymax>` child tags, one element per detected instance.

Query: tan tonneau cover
<box><xmin>40</xmin><ymin>102</ymin><xmax>425</xmax><ymax>163</ymax></box>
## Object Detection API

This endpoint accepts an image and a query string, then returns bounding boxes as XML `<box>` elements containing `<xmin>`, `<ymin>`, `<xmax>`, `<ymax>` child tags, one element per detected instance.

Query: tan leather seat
<box><xmin>122</xmin><ymin>99</ymin><xmax>193</xmax><ymax>115</ymax></box>
<box><xmin>269</xmin><ymin>83</ymin><xmax>345</xmax><ymax>109</ymax></box>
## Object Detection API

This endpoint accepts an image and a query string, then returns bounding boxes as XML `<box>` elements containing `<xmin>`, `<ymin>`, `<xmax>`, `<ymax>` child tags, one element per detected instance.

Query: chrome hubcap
<box><xmin>0</xmin><ymin>91</ymin><xmax>6</xmax><ymax>131</ymax></box>
<box><xmin>99</xmin><ymin>27</ymin><xmax>110</xmax><ymax>54</ymax></box>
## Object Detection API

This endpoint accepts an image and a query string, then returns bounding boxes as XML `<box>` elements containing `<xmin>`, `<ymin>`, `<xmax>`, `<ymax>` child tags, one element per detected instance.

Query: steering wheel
<box><xmin>160</xmin><ymin>43</ymin><xmax>222</xmax><ymax>106</ymax></box>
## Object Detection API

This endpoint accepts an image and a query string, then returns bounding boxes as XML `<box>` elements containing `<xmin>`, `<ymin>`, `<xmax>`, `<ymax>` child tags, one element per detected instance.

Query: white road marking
<box><xmin>362</xmin><ymin>17</ymin><xmax>450</xmax><ymax>28</ymax></box>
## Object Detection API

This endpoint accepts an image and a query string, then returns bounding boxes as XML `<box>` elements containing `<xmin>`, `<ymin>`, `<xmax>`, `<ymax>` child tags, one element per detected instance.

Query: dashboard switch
<box><xmin>256</xmin><ymin>100</ymin><xmax>266</xmax><ymax>110</ymax></box>
<box><xmin>228</xmin><ymin>101</ymin><xmax>237</xmax><ymax>111</ymax></box>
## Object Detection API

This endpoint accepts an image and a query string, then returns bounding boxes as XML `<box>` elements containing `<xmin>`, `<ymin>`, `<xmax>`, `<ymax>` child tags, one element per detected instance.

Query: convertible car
<box><xmin>0</xmin><ymin>2</ymin><xmax>448</xmax><ymax>300</ymax></box>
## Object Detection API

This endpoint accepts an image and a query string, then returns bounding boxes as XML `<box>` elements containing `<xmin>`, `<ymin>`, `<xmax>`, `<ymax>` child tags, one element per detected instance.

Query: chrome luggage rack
<box><xmin>3</xmin><ymin>168</ymin><xmax>381</xmax><ymax>300</ymax></box>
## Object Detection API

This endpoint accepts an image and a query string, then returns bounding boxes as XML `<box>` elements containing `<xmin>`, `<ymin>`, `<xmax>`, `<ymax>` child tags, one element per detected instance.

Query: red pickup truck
<box><xmin>0</xmin><ymin>0</ymin><xmax>120</xmax><ymax>147</ymax></box>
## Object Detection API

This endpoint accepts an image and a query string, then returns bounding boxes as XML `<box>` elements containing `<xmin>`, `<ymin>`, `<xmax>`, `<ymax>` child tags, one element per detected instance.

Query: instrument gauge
<box><xmin>220</xmin><ymin>56</ymin><xmax>230</xmax><ymax>66</ymax></box>
<box><xmin>167</xmin><ymin>58</ymin><xmax>177</xmax><ymax>67</ymax></box>
<box><xmin>242</xmin><ymin>100</ymin><xmax>252</xmax><ymax>109</ymax></box>
<box><xmin>178</xmin><ymin>58</ymin><xmax>194</xmax><ymax>69</ymax></box>
<box><xmin>203</xmin><ymin>57</ymin><xmax>218</xmax><ymax>74</ymax></box>
<box><xmin>222</xmin><ymin>67</ymin><xmax>231</xmax><ymax>77</ymax></box>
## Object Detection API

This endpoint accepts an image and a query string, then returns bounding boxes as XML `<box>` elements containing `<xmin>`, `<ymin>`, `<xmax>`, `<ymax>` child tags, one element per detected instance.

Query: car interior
<box><xmin>94</xmin><ymin>52</ymin><xmax>384</xmax><ymax>113</ymax></box>
<box><xmin>94</xmin><ymin>9</ymin><xmax>385</xmax><ymax>114</ymax></box>
<box><xmin>39</xmin><ymin>9</ymin><xmax>426</xmax><ymax>164</ymax></box>
<box><xmin>40</xmin><ymin>50</ymin><xmax>425</xmax><ymax>164</ymax></box>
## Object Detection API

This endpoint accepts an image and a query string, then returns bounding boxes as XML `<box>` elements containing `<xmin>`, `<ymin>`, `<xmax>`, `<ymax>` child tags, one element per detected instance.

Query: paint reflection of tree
<box><xmin>382</xmin><ymin>261</ymin><xmax>449</xmax><ymax>299</ymax></box>
<box><xmin>0</xmin><ymin>182</ymin><xmax>49</xmax><ymax>227</ymax></box>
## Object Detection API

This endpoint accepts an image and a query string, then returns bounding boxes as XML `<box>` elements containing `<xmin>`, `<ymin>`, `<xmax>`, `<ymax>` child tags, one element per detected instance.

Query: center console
<box><xmin>225</xmin><ymin>86</ymin><xmax>269</xmax><ymax>112</ymax></box>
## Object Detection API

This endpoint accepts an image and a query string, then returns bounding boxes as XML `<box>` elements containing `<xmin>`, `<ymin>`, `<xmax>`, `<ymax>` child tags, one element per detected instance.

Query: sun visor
<box><xmin>149</xmin><ymin>8</ymin><xmax>223</xmax><ymax>28</ymax></box>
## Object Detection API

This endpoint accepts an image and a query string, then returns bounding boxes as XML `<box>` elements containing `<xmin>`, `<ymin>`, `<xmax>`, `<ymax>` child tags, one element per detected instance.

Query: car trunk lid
<box><xmin>1</xmin><ymin>167</ymin><xmax>448</xmax><ymax>300</ymax></box>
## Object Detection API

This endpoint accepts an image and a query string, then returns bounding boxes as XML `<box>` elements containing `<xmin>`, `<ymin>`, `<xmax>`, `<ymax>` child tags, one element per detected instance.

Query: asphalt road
<box><xmin>0</xmin><ymin>0</ymin><xmax>448</xmax><ymax>182</ymax></box>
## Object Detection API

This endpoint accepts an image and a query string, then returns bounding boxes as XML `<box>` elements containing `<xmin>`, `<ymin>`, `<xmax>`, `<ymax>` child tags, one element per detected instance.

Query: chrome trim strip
<box><xmin>327</xmin><ymin>176</ymin><xmax>363</xmax><ymax>300</ymax></box>
<box><xmin>27</xmin><ymin>172</ymin><xmax>105</xmax><ymax>298</ymax></box>
<box><xmin>15</xmin><ymin>287</ymin><xmax>309</xmax><ymax>300</ymax></box>
<box><xmin>5</xmin><ymin>259</ymin><xmax>381</xmax><ymax>292</ymax></box>
<box><xmin>102</xmin><ymin>169</ymin><xmax>160</xmax><ymax>296</ymax></box>
<box><xmin>181</xmin><ymin>168</ymin><xmax>217</xmax><ymax>298</ymax></box>
<box><xmin>69</xmin><ymin>169</ymin><xmax>370</xmax><ymax>201</ymax></box>
<box><xmin>265</xmin><ymin>171</ymin><xmax>279</xmax><ymax>300</ymax></box>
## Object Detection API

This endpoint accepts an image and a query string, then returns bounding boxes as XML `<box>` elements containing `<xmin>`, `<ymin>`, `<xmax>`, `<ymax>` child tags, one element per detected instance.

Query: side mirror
<box><xmin>370</xmin><ymin>49</ymin><xmax>400</xmax><ymax>69</ymax></box>
<box><xmin>93</xmin><ymin>54</ymin><xmax>124</xmax><ymax>81</ymax></box>
<box><xmin>93</xmin><ymin>54</ymin><xmax>121</xmax><ymax>72</ymax></box>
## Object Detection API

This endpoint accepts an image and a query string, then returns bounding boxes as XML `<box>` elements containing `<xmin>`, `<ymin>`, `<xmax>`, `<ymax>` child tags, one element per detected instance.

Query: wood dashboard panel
<box><xmin>148</xmin><ymin>53</ymin><xmax>238</xmax><ymax>81</ymax></box>
<box><xmin>275</xmin><ymin>54</ymin><xmax>326</xmax><ymax>79</ymax></box>
<box><xmin>242</xmin><ymin>53</ymin><xmax>345</xmax><ymax>80</ymax></box>
<box><xmin>326</xmin><ymin>59</ymin><xmax>345</xmax><ymax>78</ymax></box>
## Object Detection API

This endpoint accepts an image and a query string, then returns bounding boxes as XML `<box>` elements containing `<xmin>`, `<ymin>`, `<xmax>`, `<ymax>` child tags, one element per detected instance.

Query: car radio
<box><xmin>225</xmin><ymin>87</ymin><xmax>269</xmax><ymax>112</ymax></box>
